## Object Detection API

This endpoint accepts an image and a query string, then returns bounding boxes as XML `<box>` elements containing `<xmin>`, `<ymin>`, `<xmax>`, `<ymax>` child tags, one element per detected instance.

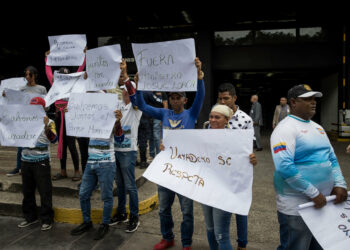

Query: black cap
<box><xmin>287</xmin><ymin>84</ymin><xmax>323</xmax><ymax>100</ymax></box>
<box><xmin>168</xmin><ymin>92</ymin><xmax>186</xmax><ymax>98</ymax></box>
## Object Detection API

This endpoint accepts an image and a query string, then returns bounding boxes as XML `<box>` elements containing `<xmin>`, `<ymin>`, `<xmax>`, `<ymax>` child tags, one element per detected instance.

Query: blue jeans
<box><xmin>79</xmin><ymin>161</ymin><xmax>116</xmax><ymax>224</ymax></box>
<box><xmin>277</xmin><ymin>211</ymin><xmax>323</xmax><ymax>250</ymax></box>
<box><xmin>235</xmin><ymin>214</ymin><xmax>248</xmax><ymax>247</ymax></box>
<box><xmin>202</xmin><ymin>204</ymin><xmax>233</xmax><ymax>250</ymax></box>
<box><xmin>149</xmin><ymin>119</ymin><xmax>162</xmax><ymax>158</ymax></box>
<box><xmin>115</xmin><ymin>151</ymin><xmax>139</xmax><ymax>216</ymax></box>
<box><xmin>277</xmin><ymin>211</ymin><xmax>289</xmax><ymax>250</ymax></box>
<box><xmin>158</xmin><ymin>185</ymin><xmax>194</xmax><ymax>247</ymax></box>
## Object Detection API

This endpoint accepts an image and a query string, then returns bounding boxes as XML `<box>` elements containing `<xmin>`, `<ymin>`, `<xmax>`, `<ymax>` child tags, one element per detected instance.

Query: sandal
<box><xmin>52</xmin><ymin>173</ymin><xmax>68</xmax><ymax>181</ymax></box>
<box><xmin>72</xmin><ymin>173</ymin><xmax>81</xmax><ymax>182</ymax></box>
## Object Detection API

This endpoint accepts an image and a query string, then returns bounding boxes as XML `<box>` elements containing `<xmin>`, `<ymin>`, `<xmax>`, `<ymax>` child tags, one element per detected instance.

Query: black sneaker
<box><xmin>71</xmin><ymin>221</ymin><xmax>93</xmax><ymax>236</ymax></box>
<box><xmin>109</xmin><ymin>212</ymin><xmax>128</xmax><ymax>226</ymax></box>
<box><xmin>94</xmin><ymin>224</ymin><xmax>109</xmax><ymax>240</ymax></box>
<box><xmin>139</xmin><ymin>161</ymin><xmax>149</xmax><ymax>169</ymax></box>
<box><xmin>125</xmin><ymin>215</ymin><xmax>140</xmax><ymax>233</ymax></box>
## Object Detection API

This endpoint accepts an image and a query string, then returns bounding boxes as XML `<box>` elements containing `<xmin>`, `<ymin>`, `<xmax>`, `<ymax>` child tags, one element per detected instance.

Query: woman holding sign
<box><xmin>202</xmin><ymin>104</ymin><xmax>257</xmax><ymax>250</ymax></box>
<box><xmin>5</xmin><ymin>66</ymin><xmax>48</xmax><ymax>177</ymax></box>
<box><xmin>45</xmin><ymin>49</ymin><xmax>89</xmax><ymax>182</ymax></box>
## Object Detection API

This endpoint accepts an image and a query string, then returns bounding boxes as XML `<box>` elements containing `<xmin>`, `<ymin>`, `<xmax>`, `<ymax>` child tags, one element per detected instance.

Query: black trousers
<box><xmin>56</xmin><ymin>112</ymin><xmax>89</xmax><ymax>172</ymax></box>
<box><xmin>76</xmin><ymin>137</ymin><xmax>89</xmax><ymax>173</ymax></box>
<box><xmin>21</xmin><ymin>159</ymin><xmax>54</xmax><ymax>224</ymax></box>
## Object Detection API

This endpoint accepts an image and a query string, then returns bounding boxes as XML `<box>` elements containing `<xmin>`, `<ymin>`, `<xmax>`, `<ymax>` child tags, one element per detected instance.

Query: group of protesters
<box><xmin>1</xmin><ymin>38</ymin><xmax>349</xmax><ymax>250</ymax></box>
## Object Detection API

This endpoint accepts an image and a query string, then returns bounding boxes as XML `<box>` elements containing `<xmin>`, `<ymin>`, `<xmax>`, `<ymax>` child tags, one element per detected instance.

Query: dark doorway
<box><xmin>212</xmin><ymin>70</ymin><xmax>332</xmax><ymax>132</ymax></box>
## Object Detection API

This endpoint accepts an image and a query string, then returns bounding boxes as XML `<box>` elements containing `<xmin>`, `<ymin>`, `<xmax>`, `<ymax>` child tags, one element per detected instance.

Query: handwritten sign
<box><xmin>0</xmin><ymin>77</ymin><xmax>27</xmax><ymax>91</ymax></box>
<box><xmin>0</xmin><ymin>105</ymin><xmax>45</xmax><ymax>147</ymax></box>
<box><xmin>44</xmin><ymin>71</ymin><xmax>86</xmax><ymax>107</ymax></box>
<box><xmin>86</xmin><ymin>44</ymin><xmax>122</xmax><ymax>91</ymax></box>
<box><xmin>65</xmin><ymin>93</ymin><xmax>119</xmax><ymax>138</ymax></box>
<box><xmin>143</xmin><ymin>129</ymin><xmax>254</xmax><ymax>215</ymax></box>
<box><xmin>4</xmin><ymin>89</ymin><xmax>45</xmax><ymax>105</ymax></box>
<box><xmin>298</xmin><ymin>192</ymin><xmax>350</xmax><ymax>250</ymax></box>
<box><xmin>47</xmin><ymin>34</ymin><xmax>87</xmax><ymax>66</ymax></box>
<box><xmin>132</xmin><ymin>38</ymin><xmax>197</xmax><ymax>92</ymax></box>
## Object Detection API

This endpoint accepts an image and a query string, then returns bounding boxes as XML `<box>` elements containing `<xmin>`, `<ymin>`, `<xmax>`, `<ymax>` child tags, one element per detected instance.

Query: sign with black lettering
<box><xmin>65</xmin><ymin>93</ymin><xmax>119</xmax><ymax>138</ymax></box>
<box><xmin>132</xmin><ymin>39</ymin><xmax>197</xmax><ymax>92</ymax></box>
<box><xmin>0</xmin><ymin>105</ymin><xmax>45</xmax><ymax>147</ymax></box>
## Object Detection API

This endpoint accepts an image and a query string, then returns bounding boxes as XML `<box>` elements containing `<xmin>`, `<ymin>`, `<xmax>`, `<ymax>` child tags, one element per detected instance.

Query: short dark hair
<box><xmin>218</xmin><ymin>83</ymin><xmax>236</xmax><ymax>97</ymax></box>
<box><xmin>58</xmin><ymin>67</ymin><xmax>70</xmax><ymax>74</ymax></box>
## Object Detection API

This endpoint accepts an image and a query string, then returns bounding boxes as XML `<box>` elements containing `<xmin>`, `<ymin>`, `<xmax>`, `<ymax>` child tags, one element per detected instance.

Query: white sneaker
<box><xmin>41</xmin><ymin>223</ymin><xmax>53</xmax><ymax>231</ymax></box>
<box><xmin>18</xmin><ymin>219</ymin><xmax>39</xmax><ymax>228</ymax></box>
<box><xmin>147</xmin><ymin>157</ymin><xmax>154</xmax><ymax>163</ymax></box>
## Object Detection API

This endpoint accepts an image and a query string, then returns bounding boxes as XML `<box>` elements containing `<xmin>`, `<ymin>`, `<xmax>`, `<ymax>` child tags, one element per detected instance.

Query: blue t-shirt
<box><xmin>131</xmin><ymin>79</ymin><xmax>205</xmax><ymax>130</ymax></box>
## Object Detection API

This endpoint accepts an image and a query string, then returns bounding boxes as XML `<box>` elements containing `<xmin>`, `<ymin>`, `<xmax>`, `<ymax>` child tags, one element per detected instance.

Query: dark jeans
<box><xmin>115</xmin><ymin>151</ymin><xmax>139</xmax><ymax>216</ymax></box>
<box><xmin>138</xmin><ymin>116</ymin><xmax>152</xmax><ymax>162</ymax></box>
<box><xmin>21</xmin><ymin>159</ymin><xmax>54</xmax><ymax>224</ymax></box>
<box><xmin>15</xmin><ymin>147</ymin><xmax>23</xmax><ymax>172</ymax></box>
<box><xmin>158</xmin><ymin>185</ymin><xmax>194</xmax><ymax>247</ymax></box>
<box><xmin>277</xmin><ymin>211</ymin><xmax>323</xmax><ymax>250</ymax></box>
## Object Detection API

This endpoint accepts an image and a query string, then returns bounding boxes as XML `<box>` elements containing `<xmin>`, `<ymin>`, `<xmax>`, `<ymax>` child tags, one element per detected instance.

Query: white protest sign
<box><xmin>44</xmin><ymin>71</ymin><xmax>86</xmax><ymax>107</ymax></box>
<box><xmin>298</xmin><ymin>192</ymin><xmax>350</xmax><ymax>250</ymax></box>
<box><xmin>86</xmin><ymin>44</ymin><xmax>122</xmax><ymax>91</ymax></box>
<box><xmin>47</xmin><ymin>34</ymin><xmax>87</xmax><ymax>66</ymax></box>
<box><xmin>1</xmin><ymin>77</ymin><xmax>27</xmax><ymax>91</ymax></box>
<box><xmin>143</xmin><ymin>129</ymin><xmax>254</xmax><ymax>215</ymax></box>
<box><xmin>0</xmin><ymin>105</ymin><xmax>45</xmax><ymax>147</ymax></box>
<box><xmin>65</xmin><ymin>93</ymin><xmax>119</xmax><ymax>138</ymax></box>
<box><xmin>4</xmin><ymin>89</ymin><xmax>45</xmax><ymax>105</ymax></box>
<box><xmin>132</xmin><ymin>38</ymin><xmax>197</xmax><ymax>92</ymax></box>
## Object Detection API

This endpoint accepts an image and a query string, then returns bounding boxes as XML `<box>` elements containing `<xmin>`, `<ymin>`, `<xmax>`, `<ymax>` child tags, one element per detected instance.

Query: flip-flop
<box><xmin>52</xmin><ymin>173</ymin><xmax>68</xmax><ymax>181</ymax></box>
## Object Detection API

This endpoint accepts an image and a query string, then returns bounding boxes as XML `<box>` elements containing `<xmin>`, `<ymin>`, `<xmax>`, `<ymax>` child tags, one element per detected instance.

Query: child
<box><xmin>18</xmin><ymin>97</ymin><xmax>57</xmax><ymax>231</ymax></box>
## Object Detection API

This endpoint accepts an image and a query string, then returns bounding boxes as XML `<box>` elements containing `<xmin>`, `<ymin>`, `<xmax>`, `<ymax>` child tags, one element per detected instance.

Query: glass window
<box><xmin>255</xmin><ymin>28</ymin><xmax>296</xmax><ymax>44</ymax></box>
<box><xmin>214</xmin><ymin>31</ymin><xmax>254</xmax><ymax>46</ymax></box>
<box><xmin>299</xmin><ymin>27</ymin><xmax>326</xmax><ymax>41</ymax></box>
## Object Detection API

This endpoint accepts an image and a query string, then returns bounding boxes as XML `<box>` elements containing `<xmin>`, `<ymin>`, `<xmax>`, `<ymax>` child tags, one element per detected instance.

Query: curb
<box><xmin>54</xmin><ymin>193</ymin><xmax>158</xmax><ymax>224</ymax></box>
<box><xmin>0</xmin><ymin>193</ymin><xmax>158</xmax><ymax>225</ymax></box>
<box><xmin>0</xmin><ymin>176</ymin><xmax>148</xmax><ymax>198</ymax></box>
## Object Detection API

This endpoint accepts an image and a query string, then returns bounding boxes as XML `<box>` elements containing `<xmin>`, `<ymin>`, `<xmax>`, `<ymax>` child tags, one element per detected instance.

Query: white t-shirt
<box><xmin>114</xmin><ymin>102</ymin><xmax>142</xmax><ymax>152</ymax></box>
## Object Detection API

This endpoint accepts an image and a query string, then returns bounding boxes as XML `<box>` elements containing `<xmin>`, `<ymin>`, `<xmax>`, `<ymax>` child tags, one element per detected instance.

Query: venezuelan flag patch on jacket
<box><xmin>273</xmin><ymin>142</ymin><xmax>286</xmax><ymax>153</ymax></box>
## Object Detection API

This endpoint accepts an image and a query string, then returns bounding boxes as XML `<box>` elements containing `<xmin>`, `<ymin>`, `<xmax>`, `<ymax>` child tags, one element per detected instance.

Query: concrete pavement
<box><xmin>0</xmin><ymin>131</ymin><xmax>350</xmax><ymax>249</ymax></box>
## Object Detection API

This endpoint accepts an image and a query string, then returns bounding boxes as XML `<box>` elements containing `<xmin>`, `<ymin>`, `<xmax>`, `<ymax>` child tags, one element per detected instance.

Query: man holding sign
<box><xmin>270</xmin><ymin>84</ymin><xmax>348</xmax><ymax>250</ymax></box>
<box><xmin>124</xmin><ymin>55</ymin><xmax>204</xmax><ymax>250</ymax></box>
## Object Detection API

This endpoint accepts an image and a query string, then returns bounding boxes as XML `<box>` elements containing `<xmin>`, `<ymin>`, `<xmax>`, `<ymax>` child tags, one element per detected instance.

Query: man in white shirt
<box><xmin>271</xmin><ymin>84</ymin><xmax>348</xmax><ymax>250</ymax></box>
